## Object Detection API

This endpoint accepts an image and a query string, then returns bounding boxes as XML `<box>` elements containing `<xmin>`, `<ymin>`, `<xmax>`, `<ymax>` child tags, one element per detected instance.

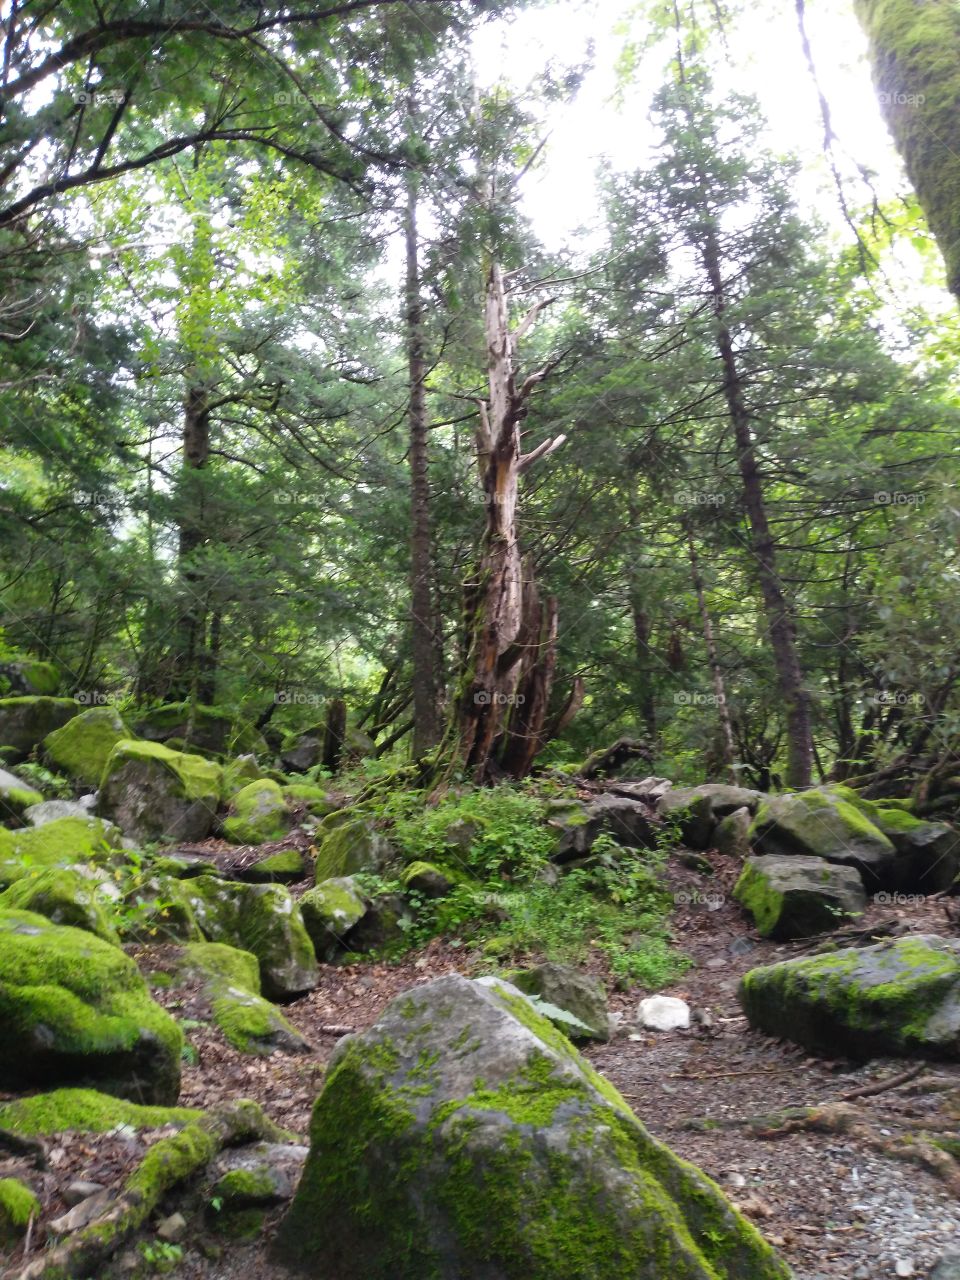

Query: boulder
<box><xmin>0</xmin><ymin>657</ymin><xmax>60</xmax><ymax>697</ymax></box>
<box><xmin>209</xmin><ymin>1141</ymin><xmax>309</xmax><ymax>1207</ymax></box>
<box><xmin>510</xmin><ymin>962</ymin><xmax>610</xmax><ymax>1042</ymax></box>
<box><xmin>656</xmin><ymin>789</ymin><xmax>715</xmax><ymax>849</ymax></box>
<box><xmin>343</xmin><ymin>892</ymin><xmax>412</xmax><ymax>954</ymax></box>
<box><xmin>0</xmin><ymin>866</ymin><xmax>122</xmax><ymax>943</ymax></box>
<box><xmin>0</xmin><ymin>816</ymin><xmax>123</xmax><ymax>888</ymax></box>
<box><xmin>739</xmin><ymin>934</ymin><xmax>960</xmax><ymax>1060</ymax></box>
<box><xmin>300</xmin><ymin>877</ymin><xmax>368</xmax><ymax>960</ymax></box>
<box><xmin>133</xmin><ymin>702</ymin><xmax>264</xmax><ymax>755</ymax></box>
<box><xmin>0</xmin><ymin>697</ymin><xmax>81</xmax><ymax>760</ymax></box>
<box><xmin>869</xmin><ymin>807</ymin><xmax>960</xmax><ymax>893</ymax></box>
<box><xmin>714</xmin><ymin>806</ymin><xmax>752</xmax><ymax>859</ymax></box>
<box><xmin>0</xmin><ymin>909</ymin><xmax>182</xmax><ymax>1102</ymax></box>
<box><xmin>42</xmin><ymin>706</ymin><xmax>129</xmax><ymax>787</ymax></box>
<box><xmin>176</xmin><ymin>942</ymin><xmax>312</xmax><ymax>1055</ymax></box>
<box><xmin>749</xmin><ymin>791</ymin><xmax>896</xmax><ymax>887</ymax></box>
<box><xmin>608</xmin><ymin>777</ymin><xmax>673</xmax><ymax>805</ymax></box>
<box><xmin>118</xmin><ymin>874</ymin><xmax>204</xmax><ymax>943</ymax></box>
<box><xmin>282</xmin><ymin>783</ymin><xmax>336</xmax><ymax>820</ymax></box>
<box><xmin>221</xmin><ymin>754</ymin><xmax>265</xmax><ymax>797</ymax></box>
<box><xmin>24</xmin><ymin>798</ymin><xmax>94</xmax><ymax>826</ymax></box>
<box><xmin>637</xmin><ymin>995</ymin><xmax>691</xmax><ymax>1031</ymax></box>
<box><xmin>239</xmin><ymin>847</ymin><xmax>307</xmax><ymax>884</ymax></box>
<box><xmin>313</xmin><ymin>815</ymin><xmax>392</xmax><ymax>881</ymax></box>
<box><xmin>222</xmin><ymin>779</ymin><xmax>292</xmax><ymax>845</ymax></box>
<box><xmin>689</xmin><ymin>784</ymin><xmax>764</xmax><ymax>817</ymax></box>
<box><xmin>548</xmin><ymin>795</ymin><xmax>656</xmax><ymax>864</ymax></box>
<box><xmin>401</xmin><ymin>861</ymin><xmax>454</xmax><ymax>897</ymax></box>
<box><xmin>98</xmin><ymin>739</ymin><xmax>222</xmax><ymax>842</ymax></box>
<box><xmin>274</xmin><ymin>974</ymin><xmax>789</xmax><ymax>1279</ymax></box>
<box><xmin>185</xmin><ymin>876</ymin><xmax>317</xmax><ymax>999</ymax></box>
<box><xmin>733</xmin><ymin>855</ymin><xmax>866</xmax><ymax>940</ymax></box>
<box><xmin>280</xmin><ymin>729</ymin><xmax>323</xmax><ymax>774</ymax></box>
<box><xmin>0</xmin><ymin>765</ymin><xmax>43</xmax><ymax>821</ymax></box>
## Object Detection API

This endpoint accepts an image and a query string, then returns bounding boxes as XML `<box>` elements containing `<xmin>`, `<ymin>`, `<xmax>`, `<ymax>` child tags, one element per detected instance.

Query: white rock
<box><xmin>895</xmin><ymin>1259</ymin><xmax>915</xmax><ymax>1278</ymax></box>
<box><xmin>637</xmin><ymin>995</ymin><xmax>691</xmax><ymax>1031</ymax></box>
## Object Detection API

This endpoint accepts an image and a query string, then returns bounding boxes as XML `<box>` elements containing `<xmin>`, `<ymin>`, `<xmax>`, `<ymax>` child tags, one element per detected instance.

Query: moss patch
<box><xmin>222</xmin><ymin>779</ymin><xmax>292</xmax><ymax>845</ymax></box>
<box><xmin>43</xmin><ymin>706</ymin><xmax>130</xmax><ymax>786</ymax></box>
<box><xmin>0</xmin><ymin>1088</ymin><xmax>198</xmax><ymax>1135</ymax></box>
<box><xmin>0</xmin><ymin>1176</ymin><xmax>39</xmax><ymax>1242</ymax></box>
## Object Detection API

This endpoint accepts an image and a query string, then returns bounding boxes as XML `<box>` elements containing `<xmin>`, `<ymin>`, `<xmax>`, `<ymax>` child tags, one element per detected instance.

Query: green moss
<box><xmin>43</xmin><ymin>707</ymin><xmax>130</xmax><ymax>786</ymax></box>
<box><xmin>0</xmin><ymin>768</ymin><xmax>44</xmax><ymax>821</ymax></box>
<box><xmin>732</xmin><ymin>862</ymin><xmax>784</xmax><ymax>937</ymax></box>
<box><xmin>180</xmin><ymin>941</ymin><xmax>261</xmax><ymax>992</ymax></box>
<box><xmin>101</xmin><ymin>738</ymin><xmax>223</xmax><ymax>802</ymax></box>
<box><xmin>178</xmin><ymin>940</ymin><xmax>307</xmax><ymax>1055</ymax></box>
<box><xmin>0</xmin><ymin>816</ymin><xmax>120</xmax><ymax>887</ymax></box>
<box><xmin>0</xmin><ymin>909</ymin><xmax>183</xmax><ymax>1102</ymax></box>
<box><xmin>0</xmin><ymin>866</ymin><xmax>120</xmax><ymax>943</ymax></box>
<box><xmin>282</xmin><ymin>783</ymin><xmax>335</xmax><ymax>816</ymax></box>
<box><xmin>0</xmin><ymin>1176</ymin><xmax>39</xmax><ymax>1241</ymax></box>
<box><xmin>210</xmin><ymin>1167</ymin><xmax>276</xmax><ymax>1204</ymax></box>
<box><xmin>855</xmin><ymin>0</ymin><xmax>960</xmax><ymax>297</ymax></box>
<box><xmin>222</xmin><ymin>779</ymin><xmax>291</xmax><ymax>845</ymax></box>
<box><xmin>314</xmin><ymin>817</ymin><xmax>390</xmax><ymax>881</ymax></box>
<box><xmin>243</xmin><ymin>847</ymin><xmax>305</xmax><ymax>883</ymax></box>
<box><xmin>0</xmin><ymin>1087</ymin><xmax>198</xmax><ymax>1135</ymax></box>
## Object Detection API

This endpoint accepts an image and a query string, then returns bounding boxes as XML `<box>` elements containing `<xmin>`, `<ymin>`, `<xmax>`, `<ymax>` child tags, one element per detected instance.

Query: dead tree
<box><xmin>455</xmin><ymin>263</ymin><xmax>567</xmax><ymax>781</ymax></box>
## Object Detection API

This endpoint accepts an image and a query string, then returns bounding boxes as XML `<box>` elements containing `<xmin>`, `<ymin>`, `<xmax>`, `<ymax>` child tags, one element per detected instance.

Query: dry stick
<box><xmin>839</xmin><ymin>1063</ymin><xmax>925</xmax><ymax>1102</ymax></box>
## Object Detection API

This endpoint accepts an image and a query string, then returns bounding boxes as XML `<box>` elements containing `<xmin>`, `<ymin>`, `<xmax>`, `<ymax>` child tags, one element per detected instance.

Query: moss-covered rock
<box><xmin>274</xmin><ymin>974</ymin><xmax>790</xmax><ymax>1279</ymax></box>
<box><xmin>0</xmin><ymin>1087</ymin><xmax>198</xmax><ymax>1135</ymax></box>
<box><xmin>222</xmin><ymin>779</ymin><xmax>292</xmax><ymax>845</ymax></box>
<box><xmin>714</xmin><ymin>806</ymin><xmax>752</xmax><ymax>859</ymax></box>
<box><xmin>240</xmin><ymin>847</ymin><xmax>306</xmax><ymax>885</ymax></box>
<box><xmin>0</xmin><ymin>656</ymin><xmax>60</xmax><ymax>697</ymax></box>
<box><xmin>0</xmin><ymin>764</ymin><xmax>43</xmax><ymax>822</ymax></box>
<box><xmin>509</xmin><ymin>962</ymin><xmax>611</xmax><ymax>1042</ymax></box>
<box><xmin>98</xmin><ymin>739</ymin><xmax>222</xmax><ymax>842</ymax></box>
<box><xmin>176</xmin><ymin>941</ymin><xmax>312</xmax><ymax>1056</ymax></box>
<box><xmin>0</xmin><ymin>909</ymin><xmax>183</xmax><ymax>1102</ymax></box>
<box><xmin>119</xmin><ymin>873</ymin><xmax>204</xmax><ymax>943</ymax></box>
<box><xmin>0</xmin><ymin>815</ymin><xmax>122</xmax><ymax>888</ymax></box>
<box><xmin>43</xmin><ymin>705</ymin><xmax>129</xmax><ymax>787</ymax></box>
<box><xmin>749</xmin><ymin>791</ymin><xmax>896</xmax><ymax>887</ymax></box>
<box><xmin>0</xmin><ymin>696</ymin><xmax>81</xmax><ymax>760</ymax></box>
<box><xmin>222</xmin><ymin>754</ymin><xmax>265</xmax><ymax>798</ymax></box>
<box><xmin>209</xmin><ymin>1142</ymin><xmax>308</xmax><ymax>1209</ymax></box>
<box><xmin>299</xmin><ymin>877</ymin><xmax>368</xmax><ymax>960</ymax></box>
<box><xmin>343</xmin><ymin>892</ymin><xmax>412</xmax><ymax>955</ymax></box>
<box><xmin>870</xmin><ymin>808</ymin><xmax>960</xmax><ymax>892</ymax></box>
<box><xmin>401</xmin><ymin>861</ymin><xmax>454</xmax><ymax>898</ymax></box>
<box><xmin>739</xmin><ymin>934</ymin><xmax>960</xmax><ymax>1059</ymax></box>
<box><xmin>656</xmin><ymin>789</ymin><xmax>716</xmax><ymax>849</ymax></box>
<box><xmin>282</xmin><ymin>782</ymin><xmax>336</xmax><ymax>818</ymax></box>
<box><xmin>0</xmin><ymin>1176</ymin><xmax>39</xmax><ymax>1243</ymax></box>
<box><xmin>733</xmin><ymin>855</ymin><xmax>866</xmax><ymax>940</ymax></box>
<box><xmin>313</xmin><ymin>816</ymin><xmax>393</xmax><ymax>882</ymax></box>
<box><xmin>0</xmin><ymin>865</ymin><xmax>122</xmax><ymax>943</ymax></box>
<box><xmin>134</xmin><ymin>702</ymin><xmax>265</xmax><ymax>756</ymax></box>
<box><xmin>185</xmin><ymin>878</ymin><xmax>317</xmax><ymax>1000</ymax></box>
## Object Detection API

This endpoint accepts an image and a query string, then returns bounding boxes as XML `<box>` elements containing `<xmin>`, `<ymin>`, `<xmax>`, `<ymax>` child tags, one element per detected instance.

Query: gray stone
<box><xmin>749</xmin><ymin>791</ymin><xmax>895</xmax><ymax>888</ymax></box>
<box><xmin>714</xmin><ymin>806</ymin><xmax>752</xmax><ymax>859</ymax></box>
<box><xmin>638</xmin><ymin>995</ymin><xmax>691</xmax><ymax>1031</ymax></box>
<box><xmin>608</xmin><ymin>777</ymin><xmax>674</xmax><ymax>805</ymax></box>
<box><xmin>0</xmin><ymin>697</ymin><xmax>81</xmax><ymax>760</ymax></box>
<box><xmin>97</xmin><ymin>740</ymin><xmax>222</xmax><ymax>843</ymax></box>
<box><xmin>549</xmin><ymin>794</ymin><xmax>656</xmax><ymax>864</ymax></box>
<box><xmin>274</xmin><ymin>974</ymin><xmax>790</xmax><ymax>1279</ymax></box>
<box><xmin>930</xmin><ymin>1254</ymin><xmax>960</xmax><ymax>1280</ymax></box>
<box><xmin>299</xmin><ymin>877</ymin><xmax>368</xmax><ymax>960</ymax></box>
<box><xmin>656</xmin><ymin>789</ymin><xmax>715</xmax><ymax>849</ymax></box>
<box><xmin>734</xmin><ymin>854</ymin><xmax>866</xmax><ymax>940</ymax></box>
<box><xmin>64</xmin><ymin>1180</ymin><xmax>106</xmax><ymax>1206</ymax></box>
<box><xmin>24</xmin><ymin>799</ymin><xmax>92</xmax><ymax>826</ymax></box>
<box><xmin>155</xmin><ymin>1211</ymin><xmax>187</xmax><ymax>1243</ymax></box>
<box><xmin>510</xmin><ymin>962</ymin><xmax>611</xmax><ymax>1042</ymax></box>
<box><xmin>739</xmin><ymin>934</ymin><xmax>960</xmax><ymax>1060</ymax></box>
<box><xmin>210</xmin><ymin>1142</ymin><xmax>309</xmax><ymax>1205</ymax></box>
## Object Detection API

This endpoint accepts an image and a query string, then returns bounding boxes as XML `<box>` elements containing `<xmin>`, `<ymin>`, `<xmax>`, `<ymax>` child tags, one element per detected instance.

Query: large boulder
<box><xmin>733</xmin><ymin>855</ymin><xmax>866</xmax><ymax>940</ymax></box>
<box><xmin>714</xmin><ymin>806</ymin><xmax>752</xmax><ymax>859</ymax></box>
<box><xmin>0</xmin><ymin>657</ymin><xmax>60</xmax><ymax>697</ymax></box>
<box><xmin>509</xmin><ymin>961</ymin><xmax>611</xmax><ymax>1042</ymax></box>
<box><xmin>739</xmin><ymin>934</ymin><xmax>960</xmax><ymax>1060</ymax></box>
<box><xmin>300</xmin><ymin>877</ymin><xmax>368</xmax><ymax>960</ymax></box>
<box><xmin>869</xmin><ymin>806</ymin><xmax>960</xmax><ymax>893</ymax></box>
<box><xmin>0</xmin><ymin>697</ymin><xmax>81</xmax><ymax>760</ymax></box>
<box><xmin>0</xmin><ymin>909</ymin><xmax>182</xmax><ymax>1102</ymax></box>
<box><xmin>98</xmin><ymin>739</ymin><xmax>222</xmax><ymax>842</ymax></box>
<box><xmin>548</xmin><ymin>795</ymin><xmax>656</xmax><ymax>864</ymax></box>
<box><xmin>185</xmin><ymin>876</ymin><xmax>318</xmax><ymax>1000</ymax></box>
<box><xmin>274</xmin><ymin>974</ymin><xmax>789</xmax><ymax>1279</ymax></box>
<box><xmin>221</xmin><ymin>778</ymin><xmax>292</xmax><ymax>845</ymax></box>
<box><xmin>0</xmin><ymin>866</ymin><xmax>121</xmax><ymax>943</ymax></box>
<box><xmin>656</xmin><ymin>789</ymin><xmax>715</xmax><ymax>849</ymax></box>
<box><xmin>0</xmin><ymin>816</ymin><xmax>123</xmax><ymax>888</ymax></box>
<box><xmin>174</xmin><ymin>942</ymin><xmax>311</xmax><ymax>1056</ymax></box>
<box><xmin>43</xmin><ymin>705</ymin><xmax>129</xmax><ymax>787</ymax></box>
<box><xmin>313</xmin><ymin>815</ymin><xmax>392</xmax><ymax>881</ymax></box>
<box><xmin>749</xmin><ymin>791</ymin><xmax>896</xmax><ymax>887</ymax></box>
<box><xmin>0</xmin><ymin>766</ymin><xmax>43</xmax><ymax>822</ymax></box>
<box><xmin>133</xmin><ymin>702</ymin><xmax>264</xmax><ymax>756</ymax></box>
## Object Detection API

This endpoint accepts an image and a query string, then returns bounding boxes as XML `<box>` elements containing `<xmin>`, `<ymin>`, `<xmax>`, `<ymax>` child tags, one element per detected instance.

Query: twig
<box><xmin>839</xmin><ymin>1064</ymin><xmax>925</xmax><ymax>1101</ymax></box>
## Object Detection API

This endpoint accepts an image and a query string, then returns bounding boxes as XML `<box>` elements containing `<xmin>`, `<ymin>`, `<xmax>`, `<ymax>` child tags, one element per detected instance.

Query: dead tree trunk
<box><xmin>456</xmin><ymin>263</ymin><xmax>566</xmax><ymax>781</ymax></box>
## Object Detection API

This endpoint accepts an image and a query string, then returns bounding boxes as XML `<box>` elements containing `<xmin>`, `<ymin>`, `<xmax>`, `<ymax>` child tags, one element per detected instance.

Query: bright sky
<box><xmin>472</xmin><ymin>0</ymin><xmax>906</xmax><ymax>251</ymax></box>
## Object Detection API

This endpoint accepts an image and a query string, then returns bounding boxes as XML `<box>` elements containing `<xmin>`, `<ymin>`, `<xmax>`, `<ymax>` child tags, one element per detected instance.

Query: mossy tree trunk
<box><xmin>855</xmin><ymin>0</ymin><xmax>960</xmax><ymax>301</ymax></box>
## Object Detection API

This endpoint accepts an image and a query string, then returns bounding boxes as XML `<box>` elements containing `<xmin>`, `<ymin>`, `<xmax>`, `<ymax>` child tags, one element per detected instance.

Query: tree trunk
<box><xmin>685</xmin><ymin>523</ymin><xmax>736</xmax><ymax>782</ymax></box>
<box><xmin>699</xmin><ymin>228</ymin><xmax>813</xmax><ymax>787</ymax></box>
<box><xmin>322</xmin><ymin>697</ymin><xmax>347</xmax><ymax>774</ymax></box>
<box><xmin>404</xmin><ymin>132</ymin><xmax>443</xmax><ymax>758</ymax></box>
<box><xmin>854</xmin><ymin>0</ymin><xmax>960</xmax><ymax>300</ymax></box>
<box><xmin>170</xmin><ymin>379</ymin><xmax>210</xmax><ymax>700</ymax></box>
<box><xmin>455</xmin><ymin>263</ymin><xmax>566</xmax><ymax>781</ymax></box>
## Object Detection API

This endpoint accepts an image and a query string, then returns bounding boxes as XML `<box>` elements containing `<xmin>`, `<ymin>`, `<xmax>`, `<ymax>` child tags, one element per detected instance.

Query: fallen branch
<box><xmin>839</xmin><ymin>1064</ymin><xmax>925</xmax><ymax>1101</ymax></box>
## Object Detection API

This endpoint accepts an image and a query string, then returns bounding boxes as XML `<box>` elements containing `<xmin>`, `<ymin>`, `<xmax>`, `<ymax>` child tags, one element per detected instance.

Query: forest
<box><xmin>0</xmin><ymin>1</ymin><xmax>960</xmax><ymax>1278</ymax></box>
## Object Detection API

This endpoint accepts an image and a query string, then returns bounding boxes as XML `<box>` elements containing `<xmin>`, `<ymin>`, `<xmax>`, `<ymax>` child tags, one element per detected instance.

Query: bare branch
<box><xmin>518</xmin><ymin>433</ymin><xmax>567</xmax><ymax>472</ymax></box>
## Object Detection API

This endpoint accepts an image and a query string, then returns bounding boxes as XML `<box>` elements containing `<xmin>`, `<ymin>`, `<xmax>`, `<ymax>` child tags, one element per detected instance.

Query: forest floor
<box><xmin>5</xmin><ymin>848</ymin><xmax>960</xmax><ymax>1280</ymax></box>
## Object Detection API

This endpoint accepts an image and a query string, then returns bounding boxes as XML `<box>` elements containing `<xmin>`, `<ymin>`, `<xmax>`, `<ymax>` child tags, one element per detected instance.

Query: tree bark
<box><xmin>854</xmin><ymin>0</ymin><xmax>960</xmax><ymax>300</ymax></box>
<box><xmin>455</xmin><ymin>263</ymin><xmax>566</xmax><ymax>781</ymax></box>
<box><xmin>170</xmin><ymin>378</ymin><xmax>210</xmax><ymax>699</ymax></box>
<box><xmin>685</xmin><ymin>523</ymin><xmax>736</xmax><ymax>782</ymax></box>
<box><xmin>699</xmin><ymin>227</ymin><xmax>814</xmax><ymax>788</ymax></box>
<box><xmin>404</xmin><ymin>128</ymin><xmax>443</xmax><ymax>758</ymax></box>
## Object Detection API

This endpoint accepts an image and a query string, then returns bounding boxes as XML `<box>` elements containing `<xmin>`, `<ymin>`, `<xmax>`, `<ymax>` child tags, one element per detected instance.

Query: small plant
<box><xmin>138</xmin><ymin>1239</ymin><xmax>184</xmax><ymax>1273</ymax></box>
